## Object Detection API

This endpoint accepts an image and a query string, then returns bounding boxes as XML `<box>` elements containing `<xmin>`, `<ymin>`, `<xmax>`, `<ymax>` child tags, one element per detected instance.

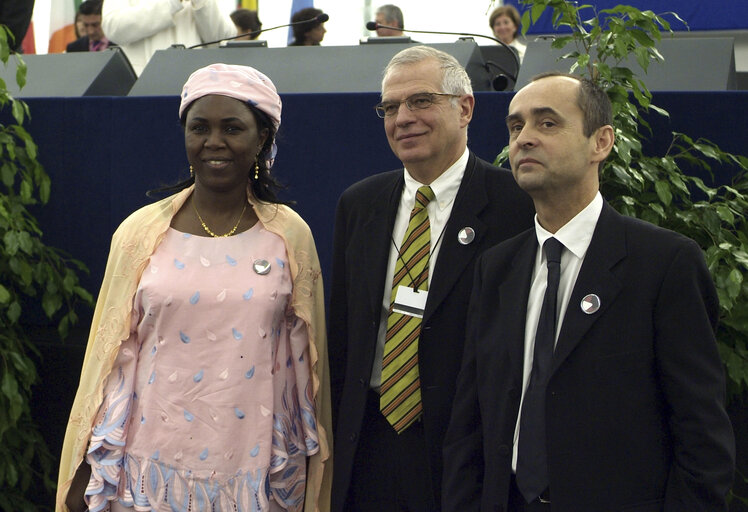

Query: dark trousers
<box><xmin>344</xmin><ymin>389</ymin><xmax>438</xmax><ymax>512</ymax></box>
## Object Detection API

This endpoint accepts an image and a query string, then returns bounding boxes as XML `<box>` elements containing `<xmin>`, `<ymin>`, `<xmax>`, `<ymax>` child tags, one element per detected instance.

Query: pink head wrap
<box><xmin>179</xmin><ymin>63</ymin><xmax>282</xmax><ymax>167</ymax></box>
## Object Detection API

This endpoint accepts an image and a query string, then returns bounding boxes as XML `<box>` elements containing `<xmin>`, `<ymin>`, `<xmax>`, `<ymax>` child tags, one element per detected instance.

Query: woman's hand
<box><xmin>65</xmin><ymin>460</ymin><xmax>92</xmax><ymax>512</ymax></box>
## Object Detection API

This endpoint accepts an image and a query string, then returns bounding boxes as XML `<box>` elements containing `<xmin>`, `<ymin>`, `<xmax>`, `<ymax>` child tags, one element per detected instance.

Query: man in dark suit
<box><xmin>443</xmin><ymin>73</ymin><xmax>735</xmax><ymax>511</ymax></box>
<box><xmin>66</xmin><ymin>0</ymin><xmax>113</xmax><ymax>53</ymax></box>
<box><xmin>329</xmin><ymin>46</ymin><xmax>535</xmax><ymax>511</ymax></box>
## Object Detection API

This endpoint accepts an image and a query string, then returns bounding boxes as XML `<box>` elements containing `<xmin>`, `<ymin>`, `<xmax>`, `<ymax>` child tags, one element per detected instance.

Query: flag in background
<box><xmin>288</xmin><ymin>0</ymin><xmax>314</xmax><ymax>44</ymax></box>
<box><xmin>47</xmin><ymin>0</ymin><xmax>81</xmax><ymax>53</ymax></box>
<box><xmin>238</xmin><ymin>0</ymin><xmax>258</xmax><ymax>9</ymax></box>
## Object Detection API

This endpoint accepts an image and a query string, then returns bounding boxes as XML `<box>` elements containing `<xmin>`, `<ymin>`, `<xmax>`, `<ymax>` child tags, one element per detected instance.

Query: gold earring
<box><xmin>254</xmin><ymin>161</ymin><xmax>260</xmax><ymax>180</ymax></box>
<box><xmin>189</xmin><ymin>165</ymin><xmax>194</xmax><ymax>178</ymax></box>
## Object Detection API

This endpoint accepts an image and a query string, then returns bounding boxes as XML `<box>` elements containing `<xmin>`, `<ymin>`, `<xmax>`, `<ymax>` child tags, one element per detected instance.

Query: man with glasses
<box><xmin>329</xmin><ymin>46</ymin><xmax>534</xmax><ymax>511</ymax></box>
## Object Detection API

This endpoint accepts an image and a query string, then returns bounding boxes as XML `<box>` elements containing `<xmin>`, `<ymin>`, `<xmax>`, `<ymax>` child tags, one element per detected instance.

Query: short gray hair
<box><xmin>382</xmin><ymin>46</ymin><xmax>473</xmax><ymax>97</ymax></box>
<box><xmin>376</xmin><ymin>4</ymin><xmax>404</xmax><ymax>29</ymax></box>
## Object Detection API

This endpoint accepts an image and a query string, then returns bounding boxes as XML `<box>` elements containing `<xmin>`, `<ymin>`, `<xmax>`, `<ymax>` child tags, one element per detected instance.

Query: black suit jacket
<box><xmin>443</xmin><ymin>202</ymin><xmax>735</xmax><ymax>512</ymax></box>
<box><xmin>329</xmin><ymin>153</ymin><xmax>535</xmax><ymax>511</ymax></box>
<box><xmin>66</xmin><ymin>36</ymin><xmax>90</xmax><ymax>52</ymax></box>
<box><xmin>66</xmin><ymin>36</ymin><xmax>117</xmax><ymax>52</ymax></box>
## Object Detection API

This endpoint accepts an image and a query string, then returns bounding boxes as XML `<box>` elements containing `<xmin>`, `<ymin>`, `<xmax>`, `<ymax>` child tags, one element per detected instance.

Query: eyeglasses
<box><xmin>374</xmin><ymin>92</ymin><xmax>461</xmax><ymax>118</ymax></box>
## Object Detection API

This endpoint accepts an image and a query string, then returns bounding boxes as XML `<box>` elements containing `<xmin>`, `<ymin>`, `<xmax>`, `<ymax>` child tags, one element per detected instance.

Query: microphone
<box><xmin>190</xmin><ymin>13</ymin><xmax>329</xmax><ymax>49</ymax></box>
<box><xmin>365</xmin><ymin>21</ymin><xmax>520</xmax><ymax>86</ymax></box>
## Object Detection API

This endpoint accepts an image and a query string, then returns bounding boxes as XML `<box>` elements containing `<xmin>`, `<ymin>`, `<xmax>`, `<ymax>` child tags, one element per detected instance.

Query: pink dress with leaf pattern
<box><xmin>84</xmin><ymin>225</ymin><xmax>319</xmax><ymax>512</ymax></box>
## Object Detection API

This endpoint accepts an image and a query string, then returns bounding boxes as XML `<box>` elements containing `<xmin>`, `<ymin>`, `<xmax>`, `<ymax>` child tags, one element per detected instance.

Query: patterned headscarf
<box><xmin>179</xmin><ymin>63</ymin><xmax>282</xmax><ymax>167</ymax></box>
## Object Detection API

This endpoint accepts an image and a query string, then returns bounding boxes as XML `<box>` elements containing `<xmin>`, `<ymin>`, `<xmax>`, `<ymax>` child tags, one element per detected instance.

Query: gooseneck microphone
<box><xmin>190</xmin><ymin>13</ymin><xmax>330</xmax><ymax>49</ymax></box>
<box><xmin>365</xmin><ymin>21</ymin><xmax>520</xmax><ymax>88</ymax></box>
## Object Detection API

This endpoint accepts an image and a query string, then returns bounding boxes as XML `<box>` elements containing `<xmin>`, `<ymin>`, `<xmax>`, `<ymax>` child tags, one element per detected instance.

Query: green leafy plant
<box><xmin>0</xmin><ymin>27</ymin><xmax>93</xmax><ymax>511</ymax></box>
<box><xmin>497</xmin><ymin>0</ymin><xmax>748</xmax><ymax>398</ymax></box>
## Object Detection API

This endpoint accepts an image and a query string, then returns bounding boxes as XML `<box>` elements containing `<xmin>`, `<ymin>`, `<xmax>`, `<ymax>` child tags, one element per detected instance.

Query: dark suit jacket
<box><xmin>66</xmin><ymin>37</ymin><xmax>116</xmax><ymax>52</ymax></box>
<box><xmin>329</xmin><ymin>152</ymin><xmax>535</xmax><ymax>511</ymax></box>
<box><xmin>66</xmin><ymin>36</ymin><xmax>90</xmax><ymax>52</ymax></box>
<box><xmin>443</xmin><ymin>202</ymin><xmax>735</xmax><ymax>512</ymax></box>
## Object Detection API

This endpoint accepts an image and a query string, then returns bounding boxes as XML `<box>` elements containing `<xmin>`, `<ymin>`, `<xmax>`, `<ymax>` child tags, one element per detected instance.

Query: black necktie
<box><xmin>516</xmin><ymin>237</ymin><xmax>563</xmax><ymax>503</ymax></box>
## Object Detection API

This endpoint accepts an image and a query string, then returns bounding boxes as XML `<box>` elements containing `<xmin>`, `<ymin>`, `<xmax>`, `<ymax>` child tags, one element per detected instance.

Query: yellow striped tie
<box><xmin>380</xmin><ymin>185</ymin><xmax>435</xmax><ymax>433</ymax></box>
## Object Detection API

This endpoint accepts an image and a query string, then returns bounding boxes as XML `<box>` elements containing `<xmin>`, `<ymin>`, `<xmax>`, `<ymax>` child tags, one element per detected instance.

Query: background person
<box><xmin>443</xmin><ymin>73</ymin><xmax>735</xmax><ymax>511</ymax></box>
<box><xmin>489</xmin><ymin>5</ymin><xmax>526</xmax><ymax>62</ymax></box>
<box><xmin>374</xmin><ymin>4</ymin><xmax>404</xmax><ymax>37</ymax></box>
<box><xmin>67</xmin><ymin>0</ymin><xmax>114</xmax><ymax>53</ymax></box>
<box><xmin>0</xmin><ymin>0</ymin><xmax>34</xmax><ymax>52</ymax></box>
<box><xmin>329</xmin><ymin>46</ymin><xmax>534</xmax><ymax>512</ymax></box>
<box><xmin>230</xmin><ymin>8</ymin><xmax>262</xmax><ymax>40</ymax></box>
<box><xmin>57</xmin><ymin>63</ymin><xmax>332</xmax><ymax>512</ymax></box>
<box><xmin>101</xmin><ymin>0</ymin><xmax>235</xmax><ymax>75</ymax></box>
<box><xmin>289</xmin><ymin>7</ymin><xmax>326</xmax><ymax>46</ymax></box>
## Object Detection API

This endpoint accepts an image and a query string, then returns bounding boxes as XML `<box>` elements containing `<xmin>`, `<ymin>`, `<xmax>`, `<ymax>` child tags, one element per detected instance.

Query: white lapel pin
<box><xmin>253</xmin><ymin>259</ymin><xmax>271</xmax><ymax>275</ymax></box>
<box><xmin>457</xmin><ymin>227</ymin><xmax>475</xmax><ymax>245</ymax></box>
<box><xmin>581</xmin><ymin>294</ymin><xmax>601</xmax><ymax>314</ymax></box>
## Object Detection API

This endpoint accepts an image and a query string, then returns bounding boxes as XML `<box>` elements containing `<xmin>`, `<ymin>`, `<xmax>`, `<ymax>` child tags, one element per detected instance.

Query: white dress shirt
<box><xmin>512</xmin><ymin>192</ymin><xmax>603</xmax><ymax>470</ymax></box>
<box><xmin>369</xmin><ymin>148</ymin><xmax>469</xmax><ymax>389</ymax></box>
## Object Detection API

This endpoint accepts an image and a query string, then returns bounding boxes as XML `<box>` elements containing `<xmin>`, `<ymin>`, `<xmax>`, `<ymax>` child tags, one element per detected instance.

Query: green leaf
<box><xmin>41</xmin><ymin>291</ymin><xmax>63</xmax><ymax>318</ymax></box>
<box><xmin>7</xmin><ymin>300</ymin><xmax>21</xmax><ymax>323</ymax></box>
<box><xmin>531</xmin><ymin>2</ymin><xmax>547</xmax><ymax>24</ymax></box>
<box><xmin>716</xmin><ymin>205</ymin><xmax>735</xmax><ymax>225</ymax></box>
<box><xmin>16</xmin><ymin>230</ymin><xmax>33</xmax><ymax>255</ymax></box>
<box><xmin>3</xmin><ymin>230</ymin><xmax>19</xmax><ymax>255</ymax></box>
<box><xmin>0</xmin><ymin>162</ymin><xmax>13</xmax><ymax>187</ymax></box>
<box><xmin>19</xmin><ymin>179</ymin><xmax>32</xmax><ymax>201</ymax></box>
<box><xmin>629</xmin><ymin>29</ymin><xmax>655</xmax><ymax>48</ymax></box>
<box><xmin>726</xmin><ymin>269</ymin><xmax>743</xmax><ymax>299</ymax></box>
<box><xmin>11</xmin><ymin>99</ymin><xmax>24</xmax><ymax>125</ymax></box>
<box><xmin>14</xmin><ymin>57</ymin><xmax>27</xmax><ymax>89</ymax></box>
<box><xmin>0</xmin><ymin>284</ymin><xmax>9</xmax><ymax>303</ymax></box>
<box><xmin>39</xmin><ymin>175</ymin><xmax>51</xmax><ymax>204</ymax></box>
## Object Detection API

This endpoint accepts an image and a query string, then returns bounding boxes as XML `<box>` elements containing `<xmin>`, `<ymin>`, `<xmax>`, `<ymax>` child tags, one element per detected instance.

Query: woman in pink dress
<box><xmin>57</xmin><ymin>64</ymin><xmax>332</xmax><ymax>512</ymax></box>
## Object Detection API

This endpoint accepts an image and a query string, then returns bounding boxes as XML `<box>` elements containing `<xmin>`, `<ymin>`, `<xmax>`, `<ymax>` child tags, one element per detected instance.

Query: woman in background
<box><xmin>289</xmin><ymin>7</ymin><xmax>326</xmax><ymax>46</ymax></box>
<box><xmin>230</xmin><ymin>8</ymin><xmax>262</xmax><ymax>40</ymax></box>
<box><xmin>489</xmin><ymin>5</ymin><xmax>526</xmax><ymax>62</ymax></box>
<box><xmin>57</xmin><ymin>63</ymin><xmax>331</xmax><ymax>512</ymax></box>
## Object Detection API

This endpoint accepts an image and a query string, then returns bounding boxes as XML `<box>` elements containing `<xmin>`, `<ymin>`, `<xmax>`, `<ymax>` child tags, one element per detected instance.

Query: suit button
<box><xmin>423</xmin><ymin>325</ymin><xmax>431</xmax><ymax>331</ymax></box>
<box><xmin>349</xmin><ymin>432</ymin><xmax>357</xmax><ymax>442</ymax></box>
<box><xmin>497</xmin><ymin>445</ymin><xmax>510</xmax><ymax>456</ymax></box>
<box><xmin>358</xmin><ymin>378</ymin><xmax>366</xmax><ymax>387</ymax></box>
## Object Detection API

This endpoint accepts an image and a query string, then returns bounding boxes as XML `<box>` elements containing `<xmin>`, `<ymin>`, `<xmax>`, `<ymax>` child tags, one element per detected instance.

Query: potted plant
<box><xmin>0</xmin><ymin>27</ymin><xmax>92</xmax><ymax>510</ymax></box>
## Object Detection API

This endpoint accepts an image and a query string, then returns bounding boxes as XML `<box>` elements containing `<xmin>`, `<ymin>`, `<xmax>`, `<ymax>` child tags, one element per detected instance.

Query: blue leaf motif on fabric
<box><xmin>190</xmin><ymin>291</ymin><xmax>200</xmax><ymax>304</ymax></box>
<box><xmin>141</xmin><ymin>415</ymin><xmax>145</xmax><ymax>424</ymax></box>
<box><xmin>151</xmin><ymin>450</ymin><xmax>159</xmax><ymax>461</ymax></box>
<box><xmin>245</xmin><ymin>366</ymin><xmax>255</xmax><ymax>379</ymax></box>
<box><xmin>182</xmin><ymin>232</ymin><xmax>191</xmax><ymax>238</ymax></box>
<box><xmin>148</xmin><ymin>371</ymin><xmax>156</xmax><ymax>384</ymax></box>
<box><xmin>148</xmin><ymin>461</ymin><xmax>159</xmax><ymax>493</ymax></box>
<box><xmin>184</xmin><ymin>410</ymin><xmax>194</xmax><ymax>422</ymax></box>
<box><xmin>287</xmin><ymin>356</ymin><xmax>292</xmax><ymax>368</ymax></box>
<box><xmin>150</xmin><ymin>345</ymin><xmax>157</xmax><ymax>356</ymax></box>
<box><xmin>250</xmin><ymin>443</ymin><xmax>260</xmax><ymax>457</ymax></box>
<box><xmin>235</xmin><ymin>407</ymin><xmax>246</xmax><ymax>419</ymax></box>
<box><xmin>243</xmin><ymin>288</ymin><xmax>254</xmax><ymax>300</ymax></box>
<box><xmin>276</xmin><ymin>257</ymin><xmax>285</xmax><ymax>268</ymax></box>
<box><xmin>199</xmin><ymin>448</ymin><xmax>209</xmax><ymax>461</ymax></box>
<box><xmin>174</xmin><ymin>258</ymin><xmax>185</xmax><ymax>270</ymax></box>
<box><xmin>226</xmin><ymin>254</ymin><xmax>237</xmax><ymax>266</ymax></box>
<box><xmin>232</xmin><ymin>328</ymin><xmax>243</xmax><ymax>340</ymax></box>
<box><xmin>193</xmin><ymin>370</ymin><xmax>204</xmax><ymax>383</ymax></box>
<box><xmin>180</xmin><ymin>331</ymin><xmax>190</xmax><ymax>343</ymax></box>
